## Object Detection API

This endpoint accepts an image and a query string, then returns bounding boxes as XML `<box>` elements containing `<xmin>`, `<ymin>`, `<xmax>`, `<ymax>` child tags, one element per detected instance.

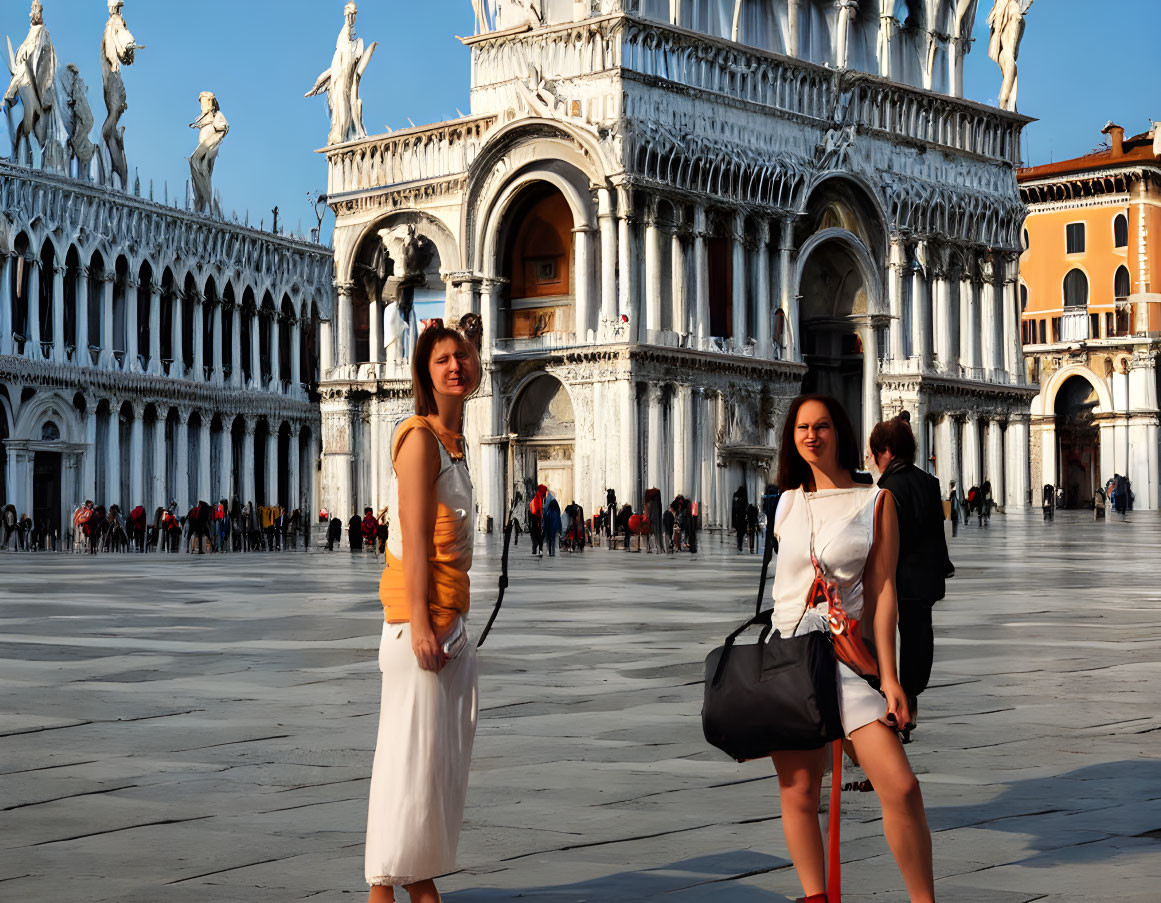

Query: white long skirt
<box><xmin>365</xmin><ymin>620</ymin><xmax>478</xmax><ymax>887</ymax></box>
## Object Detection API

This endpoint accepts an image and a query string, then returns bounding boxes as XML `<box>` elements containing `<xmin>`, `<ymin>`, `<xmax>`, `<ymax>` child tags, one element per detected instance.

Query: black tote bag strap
<box><xmin>754</xmin><ymin>512</ymin><xmax>778</xmax><ymax>618</ymax></box>
<box><xmin>476</xmin><ymin>493</ymin><xmax>522</xmax><ymax>649</ymax></box>
<box><xmin>710</xmin><ymin>608</ymin><xmax>775</xmax><ymax>687</ymax></box>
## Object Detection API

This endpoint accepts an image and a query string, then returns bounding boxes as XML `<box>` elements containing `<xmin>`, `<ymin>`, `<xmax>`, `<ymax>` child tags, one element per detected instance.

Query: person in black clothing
<box><xmin>745</xmin><ymin>502</ymin><xmax>759</xmax><ymax>553</ymax></box>
<box><xmin>326</xmin><ymin>516</ymin><xmax>343</xmax><ymax>550</ymax></box>
<box><xmin>348</xmin><ymin>513</ymin><xmax>363</xmax><ymax>552</ymax></box>
<box><xmin>871</xmin><ymin>418</ymin><xmax>952</xmax><ymax>735</ymax></box>
<box><xmin>605</xmin><ymin>489</ymin><xmax>617</xmax><ymax>540</ymax></box>
<box><xmin>615</xmin><ymin>504</ymin><xmax>633</xmax><ymax>550</ymax></box>
<box><xmin>731</xmin><ymin>486</ymin><xmax>747</xmax><ymax>553</ymax></box>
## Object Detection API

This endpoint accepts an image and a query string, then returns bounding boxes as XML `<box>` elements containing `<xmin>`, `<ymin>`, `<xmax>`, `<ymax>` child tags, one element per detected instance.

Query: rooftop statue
<box><xmin>100</xmin><ymin>0</ymin><xmax>144</xmax><ymax>189</ymax></box>
<box><xmin>3</xmin><ymin>0</ymin><xmax>67</xmax><ymax>171</ymax></box>
<box><xmin>189</xmin><ymin>91</ymin><xmax>229</xmax><ymax>216</ymax></box>
<box><xmin>59</xmin><ymin>63</ymin><xmax>97</xmax><ymax>177</ymax></box>
<box><xmin>987</xmin><ymin>0</ymin><xmax>1032</xmax><ymax>112</ymax></box>
<box><xmin>305</xmin><ymin>2</ymin><xmax>377</xmax><ymax>147</ymax></box>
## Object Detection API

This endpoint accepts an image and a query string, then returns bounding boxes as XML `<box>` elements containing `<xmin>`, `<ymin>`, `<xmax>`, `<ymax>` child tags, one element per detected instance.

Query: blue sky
<box><xmin>4</xmin><ymin>1</ymin><xmax>1157</xmax><ymax>239</ymax></box>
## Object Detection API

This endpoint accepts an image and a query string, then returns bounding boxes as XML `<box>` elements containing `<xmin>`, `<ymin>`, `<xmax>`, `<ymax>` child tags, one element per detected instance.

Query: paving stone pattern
<box><xmin>2</xmin><ymin>512</ymin><xmax>1159</xmax><ymax>902</ymax></box>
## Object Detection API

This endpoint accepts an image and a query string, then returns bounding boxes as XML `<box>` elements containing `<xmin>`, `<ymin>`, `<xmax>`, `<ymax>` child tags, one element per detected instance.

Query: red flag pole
<box><xmin>827</xmin><ymin>740</ymin><xmax>842</xmax><ymax>903</ymax></box>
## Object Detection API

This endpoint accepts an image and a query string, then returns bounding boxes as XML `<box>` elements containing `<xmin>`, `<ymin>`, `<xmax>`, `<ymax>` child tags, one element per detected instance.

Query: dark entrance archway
<box><xmin>509</xmin><ymin>374</ymin><xmax>575</xmax><ymax>508</ymax></box>
<box><xmin>799</xmin><ymin>239</ymin><xmax>873</xmax><ymax>441</ymax></box>
<box><xmin>1055</xmin><ymin>376</ymin><xmax>1099</xmax><ymax>509</ymax></box>
<box><xmin>33</xmin><ymin>451</ymin><xmax>62</xmax><ymax>540</ymax></box>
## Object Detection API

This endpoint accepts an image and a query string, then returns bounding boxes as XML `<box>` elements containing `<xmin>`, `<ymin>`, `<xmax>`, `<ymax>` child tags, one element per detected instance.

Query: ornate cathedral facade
<box><xmin>319</xmin><ymin>0</ymin><xmax>1035</xmax><ymax>528</ymax></box>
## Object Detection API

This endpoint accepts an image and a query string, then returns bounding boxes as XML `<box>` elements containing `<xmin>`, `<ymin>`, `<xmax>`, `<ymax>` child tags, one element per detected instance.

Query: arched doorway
<box><xmin>510</xmin><ymin>374</ymin><xmax>575</xmax><ymax>507</ymax></box>
<box><xmin>798</xmin><ymin>238</ymin><xmax>874</xmax><ymax>441</ymax></box>
<box><xmin>1055</xmin><ymin>376</ymin><xmax>1099</xmax><ymax>508</ymax></box>
<box><xmin>501</xmin><ymin>185</ymin><xmax>575</xmax><ymax>342</ymax></box>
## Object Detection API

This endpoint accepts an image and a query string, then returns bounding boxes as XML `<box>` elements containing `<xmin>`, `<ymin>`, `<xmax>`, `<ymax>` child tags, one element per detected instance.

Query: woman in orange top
<box><xmin>365</xmin><ymin>322</ymin><xmax>481</xmax><ymax>903</ymax></box>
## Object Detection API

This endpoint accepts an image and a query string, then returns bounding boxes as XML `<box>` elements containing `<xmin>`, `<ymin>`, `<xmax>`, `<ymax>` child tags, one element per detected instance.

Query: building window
<box><xmin>1063</xmin><ymin>269</ymin><xmax>1088</xmax><ymax>308</ymax></box>
<box><xmin>1039</xmin><ymin>319</ymin><xmax>1046</xmax><ymax>344</ymax></box>
<box><xmin>1021</xmin><ymin>321</ymin><xmax>1029</xmax><ymax>345</ymax></box>
<box><xmin>1114</xmin><ymin>213</ymin><xmax>1129</xmax><ymax>249</ymax></box>
<box><xmin>1022</xmin><ymin>227</ymin><xmax>1030</xmax><ymax>250</ymax></box>
<box><xmin>1114</xmin><ymin>265</ymin><xmax>1131</xmax><ymax>299</ymax></box>
<box><xmin>1106</xmin><ymin>312</ymin><xmax>1114</xmax><ymax>337</ymax></box>
<box><xmin>1020</xmin><ymin>283</ymin><xmax>1028</xmax><ymax>312</ymax></box>
<box><xmin>1090</xmin><ymin>313</ymin><xmax>1099</xmax><ymax>338</ymax></box>
<box><xmin>41</xmin><ymin>421</ymin><xmax>60</xmax><ymax>441</ymax></box>
<box><xmin>1051</xmin><ymin>317</ymin><xmax>1061</xmax><ymax>342</ymax></box>
<box><xmin>1066</xmin><ymin>222</ymin><xmax>1085</xmax><ymax>254</ymax></box>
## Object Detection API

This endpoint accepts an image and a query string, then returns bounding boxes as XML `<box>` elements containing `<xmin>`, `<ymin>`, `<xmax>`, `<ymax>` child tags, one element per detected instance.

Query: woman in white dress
<box><xmin>365</xmin><ymin>322</ymin><xmax>481</xmax><ymax>903</ymax></box>
<box><xmin>770</xmin><ymin>395</ymin><xmax>934</xmax><ymax>903</ymax></box>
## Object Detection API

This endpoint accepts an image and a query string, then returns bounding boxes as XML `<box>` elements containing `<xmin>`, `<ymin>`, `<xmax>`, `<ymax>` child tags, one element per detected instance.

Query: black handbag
<box><xmin>701</xmin><ymin>520</ymin><xmax>843</xmax><ymax>761</ymax></box>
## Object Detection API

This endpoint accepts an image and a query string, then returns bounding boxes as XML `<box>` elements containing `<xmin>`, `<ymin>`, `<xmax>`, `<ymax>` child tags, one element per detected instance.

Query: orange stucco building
<box><xmin>1018</xmin><ymin>124</ymin><xmax>1161</xmax><ymax>509</ymax></box>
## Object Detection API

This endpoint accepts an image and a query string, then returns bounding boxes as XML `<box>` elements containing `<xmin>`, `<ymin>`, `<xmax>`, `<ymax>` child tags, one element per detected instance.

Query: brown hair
<box><xmin>775</xmin><ymin>394</ymin><xmax>861</xmax><ymax>490</ymax></box>
<box><xmin>869</xmin><ymin>417</ymin><xmax>916</xmax><ymax>465</ymax></box>
<box><xmin>411</xmin><ymin>325</ymin><xmax>481</xmax><ymax>417</ymax></box>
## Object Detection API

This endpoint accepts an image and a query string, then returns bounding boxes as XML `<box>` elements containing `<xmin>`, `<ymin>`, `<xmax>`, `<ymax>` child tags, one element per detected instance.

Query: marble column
<box><xmin>319</xmin><ymin>318</ymin><xmax>334</xmax><ymax>375</ymax></box>
<box><xmin>597</xmin><ymin>188</ymin><xmax>618</xmax><ymax>337</ymax></box>
<box><xmin>645</xmin><ymin>382</ymin><xmax>664</xmax><ymax>493</ymax></box>
<box><xmin>82</xmin><ymin>400</ymin><xmax>98</xmax><ymax>504</ymax></box>
<box><xmin>982</xmin><ymin>259</ymin><xmax>1002</xmax><ymax>380</ymax></box>
<box><xmin>192</xmin><ymin>294</ymin><xmax>205</xmax><ymax>381</ymax></box>
<box><xmin>961</xmin><ymin>415</ymin><xmax>980</xmax><ymax>489</ymax></box>
<box><xmin>1003</xmin><ymin>255</ymin><xmax>1022</xmax><ymax>385</ymax></box>
<box><xmin>147</xmin><ymin>283</ymin><xmax>162</xmax><ymax>375</ymax></box>
<box><xmin>217</xmin><ymin>423</ymin><xmax>232</xmax><ymax>503</ymax></box>
<box><xmin>289</xmin><ymin>425</ymin><xmax>302</xmax><ymax>509</ymax></box>
<box><xmin>957</xmin><ymin>269</ymin><xmax>971</xmax><ymax>377</ymax></box>
<box><xmin>124</xmin><ymin>277</ymin><xmax>139</xmax><ymax>372</ymax></box>
<box><xmin>335</xmin><ymin>282</ymin><xmax>354</xmax><ymax>366</ymax></box>
<box><xmin>778</xmin><ymin>217</ymin><xmax>796</xmax><ymax>361</ymax></box>
<box><xmin>754</xmin><ymin>218</ymin><xmax>771</xmax><ymax>358</ymax></box>
<box><xmin>965</xmin><ymin>271</ymin><xmax>982</xmax><ymax>378</ymax></box>
<box><xmin>367</xmin><ymin>285</ymin><xmax>383</xmax><ymax>366</ymax></box>
<box><xmin>270</xmin><ymin>312</ymin><xmax>282</xmax><ymax>389</ymax></box>
<box><xmin>290</xmin><ymin>316</ymin><xmax>302</xmax><ymax>391</ymax></box>
<box><xmin>75</xmin><ymin>266</ymin><xmax>90</xmax><ymax>366</ymax></box>
<box><xmin>887</xmin><ymin>239</ymin><xmax>906</xmax><ymax>365</ymax></box>
<box><xmin>198</xmin><ymin>415</ymin><xmax>212</xmax><ymax>504</ymax></box>
<box><xmin>265</xmin><ymin>425</ymin><xmax>278</xmax><ymax>505</ymax></box>
<box><xmin>230</xmin><ymin>305</ymin><xmax>243</xmax><ymax>387</ymax></box>
<box><xmin>0</xmin><ymin>252</ymin><xmax>11</xmax><ymax>356</ymax></box>
<box><xmin>644</xmin><ymin>200</ymin><xmax>662</xmax><ymax>340</ymax></box>
<box><xmin>170</xmin><ymin>291</ymin><xmax>184</xmax><ymax>378</ymax></box>
<box><xmin>174</xmin><ymin>413</ymin><xmax>190</xmax><ymax>512</ymax></box>
<box><xmin>670</xmin><ymin>212</ymin><xmax>687</xmax><ymax>340</ymax></box>
<box><xmin>107</xmin><ymin>401</ymin><xmax>122</xmax><ymax>507</ymax></box>
<box><xmin>933</xmin><ymin>415</ymin><xmax>952</xmax><ymax>493</ymax></box>
<box><xmin>621</xmin><ymin>380</ymin><xmax>639</xmax><ymax>509</ymax></box>
<box><xmin>481</xmin><ymin>279</ymin><xmax>505</xmax><ymax>364</ymax></box>
<box><xmin>1007</xmin><ymin>416</ymin><xmax>1030</xmax><ymax>508</ymax></box>
<box><xmin>26</xmin><ymin>259</ymin><xmax>41</xmax><ymax>359</ymax></box>
<box><xmin>52</xmin><ymin>263</ymin><xmax>65</xmax><ymax>362</ymax></box>
<box><xmin>912</xmin><ymin>246</ymin><xmax>932</xmax><ymax>370</ymax></box>
<box><xmin>730</xmin><ymin>211</ymin><xmax>746</xmax><ymax>346</ymax></box>
<box><xmin>985</xmin><ymin>419</ymin><xmax>1004</xmax><ymax>503</ymax></box>
<box><xmin>128</xmin><ymin>404</ymin><xmax>144</xmax><ymax>507</ymax></box>
<box><xmin>616</xmin><ymin>188</ymin><xmax>638</xmax><ymax>341</ymax></box>
<box><xmin>693</xmin><ymin>205</ymin><xmax>709</xmax><ymax>346</ymax></box>
<box><xmin>859</xmin><ymin>323</ymin><xmax>880</xmax><ymax>444</ymax></box>
<box><xmin>241</xmin><ymin>420</ymin><xmax>256</xmax><ymax>506</ymax></box>
<box><xmin>915</xmin><ymin>397</ymin><xmax>931</xmax><ymax>474</ymax></box>
<box><xmin>152</xmin><ymin>412</ymin><xmax>167</xmax><ymax>510</ymax></box>
<box><xmin>674</xmin><ymin>384</ymin><xmax>691</xmax><ymax>497</ymax></box>
<box><xmin>574</xmin><ymin>225</ymin><xmax>593</xmax><ymax>342</ymax></box>
<box><xmin>933</xmin><ymin>266</ymin><xmax>954</xmax><ymax>373</ymax></box>
<box><xmin>211</xmin><ymin>303</ymin><xmax>224</xmax><ymax>385</ymax></box>
<box><xmin>249</xmin><ymin>308</ymin><xmax>262</xmax><ymax>388</ymax></box>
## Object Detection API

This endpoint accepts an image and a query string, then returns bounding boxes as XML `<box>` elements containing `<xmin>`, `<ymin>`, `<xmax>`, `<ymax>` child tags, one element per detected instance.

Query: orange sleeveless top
<box><xmin>378</xmin><ymin>416</ymin><xmax>474</xmax><ymax>633</ymax></box>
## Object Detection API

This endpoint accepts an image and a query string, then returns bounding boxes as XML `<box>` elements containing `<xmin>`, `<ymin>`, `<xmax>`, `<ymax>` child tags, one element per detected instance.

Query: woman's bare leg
<box><xmin>849</xmin><ymin>721</ymin><xmax>935</xmax><ymax>903</ymax></box>
<box><xmin>403</xmin><ymin>879</ymin><xmax>440</xmax><ymax>902</ymax></box>
<box><xmin>770</xmin><ymin>747</ymin><xmax>828</xmax><ymax>897</ymax></box>
<box><xmin>367</xmin><ymin>884</ymin><xmax>395</xmax><ymax>902</ymax></box>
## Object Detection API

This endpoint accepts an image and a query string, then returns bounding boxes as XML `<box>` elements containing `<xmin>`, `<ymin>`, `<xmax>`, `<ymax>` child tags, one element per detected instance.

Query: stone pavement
<box><xmin>2</xmin><ymin>512</ymin><xmax>1159</xmax><ymax>902</ymax></box>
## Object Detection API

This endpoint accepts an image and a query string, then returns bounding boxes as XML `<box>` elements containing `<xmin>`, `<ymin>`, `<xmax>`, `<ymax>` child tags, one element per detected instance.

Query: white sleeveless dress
<box><xmin>771</xmin><ymin>487</ymin><xmax>888</xmax><ymax>737</ymax></box>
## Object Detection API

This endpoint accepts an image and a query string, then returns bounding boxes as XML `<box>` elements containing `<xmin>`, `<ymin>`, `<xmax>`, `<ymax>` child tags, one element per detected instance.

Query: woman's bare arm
<box><xmin>395</xmin><ymin>426</ymin><xmax>444</xmax><ymax>672</ymax></box>
<box><xmin>865</xmin><ymin>490</ymin><xmax>910</xmax><ymax>727</ymax></box>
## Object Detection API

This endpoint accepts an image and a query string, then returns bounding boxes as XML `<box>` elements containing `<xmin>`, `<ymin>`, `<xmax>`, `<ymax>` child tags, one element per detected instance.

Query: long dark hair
<box><xmin>776</xmin><ymin>394</ymin><xmax>861</xmax><ymax>490</ymax></box>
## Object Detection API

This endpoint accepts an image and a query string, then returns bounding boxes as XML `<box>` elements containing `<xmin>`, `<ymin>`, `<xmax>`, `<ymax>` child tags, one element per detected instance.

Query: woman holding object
<box><xmin>365</xmin><ymin>321</ymin><xmax>482</xmax><ymax>903</ymax></box>
<box><xmin>769</xmin><ymin>395</ymin><xmax>934</xmax><ymax>903</ymax></box>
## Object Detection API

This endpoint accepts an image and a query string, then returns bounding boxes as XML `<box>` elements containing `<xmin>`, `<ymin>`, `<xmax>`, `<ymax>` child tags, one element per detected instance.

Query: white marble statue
<box><xmin>3</xmin><ymin>1</ymin><xmax>67</xmax><ymax>171</ymax></box>
<box><xmin>987</xmin><ymin>0</ymin><xmax>1032</xmax><ymax>112</ymax></box>
<box><xmin>59</xmin><ymin>63</ymin><xmax>96</xmax><ymax>176</ymax></box>
<box><xmin>305</xmin><ymin>2</ymin><xmax>377</xmax><ymax>147</ymax></box>
<box><xmin>100</xmin><ymin>0</ymin><xmax>144</xmax><ymax>189</ymax></box>
<box><xmin>188</xmin><ymin>91</ymin><xmax>228</xmax><ymax>216</ymax></box>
